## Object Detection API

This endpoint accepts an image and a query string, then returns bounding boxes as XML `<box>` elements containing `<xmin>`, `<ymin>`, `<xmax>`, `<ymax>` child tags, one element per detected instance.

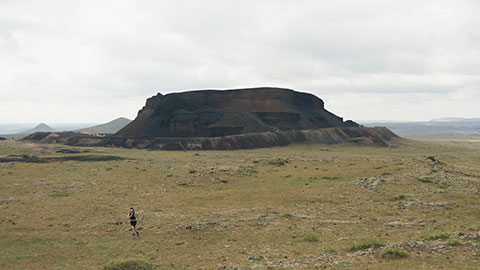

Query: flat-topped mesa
<box><xmin>117</xmin><ymin>87</ymin><xmax>359</xmax><ymax>138</ymax></box>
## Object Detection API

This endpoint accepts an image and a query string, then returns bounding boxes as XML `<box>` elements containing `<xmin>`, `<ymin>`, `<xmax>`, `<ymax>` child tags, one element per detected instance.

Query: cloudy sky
<box><xmin>1</xmin><ymin>0</ymin><xmax>479</xmax><ymax>124</ymax></box>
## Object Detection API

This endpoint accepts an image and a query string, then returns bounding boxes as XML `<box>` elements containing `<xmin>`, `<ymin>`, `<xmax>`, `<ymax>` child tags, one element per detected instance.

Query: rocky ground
<box><xmin>1</xmin><ymin>138</ymin><xmax>479</xmax><ymax>269</ymax></box>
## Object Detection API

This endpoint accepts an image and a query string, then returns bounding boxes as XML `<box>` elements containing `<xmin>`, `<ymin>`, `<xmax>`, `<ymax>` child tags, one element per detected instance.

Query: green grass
<box><xmin>348</xmin><ymin>240</ymin><xmax>384</xmax><ymax>252</ymax></box>
<box><xmin>446</xmin><ymin>239</ymin><xmax>463</xmax><ymax>246</ymax></box>
<box><xmin>303</xmin><ymin>234</ymin><xmax>319</xmax><ymax>242</ymax></box>
<box><xmin>417</xmin><ymin>178</ymin><xmax>433</xmax><ymax>183</ymax></box>
<box><xmin>379</xmin><ymin>248</ymin><xmax>409</xmax><ymax>259</ymax></box>
<box><xmin>391</xmin><ymin>194</ymin><xmax>407</xmax><ymax>201</ymax></box>
<box><xmin>420</xmin><ymin>232</ymin><xmax>453</xmax><ymax>241</ymax></box>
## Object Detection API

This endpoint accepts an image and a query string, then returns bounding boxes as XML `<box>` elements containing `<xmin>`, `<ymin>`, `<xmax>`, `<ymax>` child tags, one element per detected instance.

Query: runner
<box><xmin>127</xmin><ymin>207</ymin><xmax>139</xmax><ymax>238</ymax></box>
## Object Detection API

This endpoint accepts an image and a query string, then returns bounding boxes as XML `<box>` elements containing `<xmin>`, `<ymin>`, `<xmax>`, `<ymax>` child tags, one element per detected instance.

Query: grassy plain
<box><xmin>1</xmin><ymin>138</ymin><xmax>480</xmax><ymax>269</ymax></box>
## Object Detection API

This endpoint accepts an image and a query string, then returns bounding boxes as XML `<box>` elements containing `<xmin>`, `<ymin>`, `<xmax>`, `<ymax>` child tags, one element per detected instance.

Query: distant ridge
<box><xmin>75</xmin><ymin>117</ymin><xmax>131</xmax><ymax>134</ymax></box>
<box><xmin>363</xmin><ymin>118</ymin><xmax>480</xmax><ymax>138</ymax></box>
<box><xmin>0</xmin><ymin>123</ymin><xmax>56</xmax><ymax>139</ymax></box>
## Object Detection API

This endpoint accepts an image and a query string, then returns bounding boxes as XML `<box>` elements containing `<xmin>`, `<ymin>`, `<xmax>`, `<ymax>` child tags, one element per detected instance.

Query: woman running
<box><xmin>127</xmin><ymin>207</ymin><xmax>139</xmax><ymax>238</ymax></box>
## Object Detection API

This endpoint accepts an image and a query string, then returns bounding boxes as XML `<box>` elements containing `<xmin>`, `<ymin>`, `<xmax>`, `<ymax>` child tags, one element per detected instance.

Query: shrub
<box><xmin>267</xmin><ymin>158</ymin><xmax>288</xmax><ymax>166</ymax></box>
<box><xmin>189</xmin><ymin>169</ymin><xmax>196</xmax><ymax>174</ymax></box>
<box><xmin>378</xmin><ymin>248</ymin><xmax>409</xmax><ymax>259</ymax></box>
<box><xmin>324</xmin><ymin>247</ymin><xmax>337</xmax><ymax>255</ymax></box>
<box><xmin>446</xmin><ymin>239</ymin><xmax>463</xmax><ymax>246</ymax></box>
<box><xmin>417</xmin><ymin>178</ymin><xmax>432</xmax><ymax>183</ymax></box>
<box><xmin>420</xmin><ymin>231</ymin><xmax>452</xmax><ymax>241</ymax></box>
<box><xmin>391</xmin><ymin>194</ymin><xmax>407</xmax><ymax>201</ymax></box>
<box><xmin>104</xmin><ymin>260</ymin><xmax>155</xmax><ymax>270</ymax></box>
<box><xmin>304</xmin><ymin>235</ymin><xmax>319</xmax><ymax>242</ymax></box>
<box><xmin>348</xmin><ymin>240</ymin><xmax>384</xmax><ymax>252</ymax></box>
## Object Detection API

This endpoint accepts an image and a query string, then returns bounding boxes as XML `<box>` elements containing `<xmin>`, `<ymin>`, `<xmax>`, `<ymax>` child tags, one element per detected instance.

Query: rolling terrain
<box><xmin>364</xmin><ymin>118</ymin><xmax>480</xmax><ymax>139</ymax></box>
<box><xmin>1</xmin><ymin>138</ymin><xmax>479</xmax><ymax>269</ymax></box>
<box><xmin>75</xmin><ymin>118</ymin><xmax>131</xmax><ymax>134</ymax></box>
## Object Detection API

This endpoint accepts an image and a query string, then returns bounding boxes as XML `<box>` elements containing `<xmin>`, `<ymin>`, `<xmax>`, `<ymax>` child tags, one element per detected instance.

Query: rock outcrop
<box><xmin>25</xmin><ymin>126</ymin><xmax>398</xmax><ymax>150</ymax></box>
<box><xmin>24</xmin><ymin>88</ymin><xmax>400</xmax><ymax>150</ymax></box>
<box><xmin>117</xmin><ymin>87</ymin><xmax>359</xmax><ymax>138</ymax></box>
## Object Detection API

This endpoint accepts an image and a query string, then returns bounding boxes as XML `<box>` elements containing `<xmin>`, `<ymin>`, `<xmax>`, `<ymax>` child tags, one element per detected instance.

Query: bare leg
<box><xmin>132</xmin><ymin>225</ymin><xmax>139</xmax><ymax>236</ymax></box>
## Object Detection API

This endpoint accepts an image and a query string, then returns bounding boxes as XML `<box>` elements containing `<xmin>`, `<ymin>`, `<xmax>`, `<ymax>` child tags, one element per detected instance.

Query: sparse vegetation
<box><xmin>103</xmin><ymin>260</ymin><xmax>155</xmax><ymax>270</ymax></box>
<box><xmin>378</xmin><ymin>248</ymin><xmax>409</xmax><ymax>259</ymax></box>
<box><xmin>446</xmin><ymin>239</ymin><xmax>463</xmax><ymax>246</ymax></box>
<box><xmin>1</xmin><ymin>139</ymin><xmax>480</xmax><ymax>269</ymax></box>
<box><xmin>416</xmin><ymin>178</ymin><xmax>433</xmax><ymax>183</ymax></box>
<box><xmin>420</xmin><ymin>231</ymin><xmax>453</xmax><ymax>241</ymax></box>
<box><xmin>348</xmin><ymin>240</ymin><xmax>384</xmax><ymax>252</ymax></box>
<box><xmin>49</xmin><ymin>191</ymin><xmax>70</xmax><ymax>197</ymax></box>
<box><xmin>303</xmin><ymin>234</ymin><xmax>319</xmax><ymax>242</ymax></box>
<box><xmin>267</xmin><ymin>158</ymin><xmax>289</xmax><ymax>166</ymax></box>
<box><xmin>391</xmin><ymin>194</ymin><xmax>407</xmax><ymax>201</ymax></box>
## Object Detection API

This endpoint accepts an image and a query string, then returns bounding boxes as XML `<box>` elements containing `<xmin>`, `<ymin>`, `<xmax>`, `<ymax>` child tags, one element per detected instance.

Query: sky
<box><xmin>1</xmin><ymin>0</ymin><xmax>479</xmax><ymax>124</ymax></box>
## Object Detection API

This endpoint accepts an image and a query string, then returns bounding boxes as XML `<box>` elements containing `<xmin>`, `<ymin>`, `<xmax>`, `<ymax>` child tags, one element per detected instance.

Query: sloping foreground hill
<box><xmin>25</xmin><ymin>126</ymin><xmax>397</xmax><ymax>150</ymax></box>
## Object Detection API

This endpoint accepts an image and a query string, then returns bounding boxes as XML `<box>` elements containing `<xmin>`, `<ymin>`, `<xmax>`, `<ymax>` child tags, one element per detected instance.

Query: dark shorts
<box><xmin>130</xmin><ymin>220</ymin><xmax>137</xmax><ymax>227</ymax></box>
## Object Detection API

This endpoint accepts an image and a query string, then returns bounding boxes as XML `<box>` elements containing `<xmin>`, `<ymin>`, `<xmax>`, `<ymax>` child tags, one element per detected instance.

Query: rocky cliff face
<box><xmin>117</xmin><ymin>87</ymin><xmax>358</xmax><ymax>138</ymax></box>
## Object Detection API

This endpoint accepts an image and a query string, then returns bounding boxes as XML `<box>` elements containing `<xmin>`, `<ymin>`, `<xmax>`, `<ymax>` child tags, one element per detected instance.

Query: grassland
<box><xmin>1</xmin><ymin>138</ymin><xmax>480</xmax><ymax>269</ymax></box>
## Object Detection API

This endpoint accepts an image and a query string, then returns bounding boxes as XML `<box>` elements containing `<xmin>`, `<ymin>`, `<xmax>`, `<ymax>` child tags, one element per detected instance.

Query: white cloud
<box><xmin>1</xmin><ymin>0</ymin><xmax>479</xmax><ymax>123</ymax></box>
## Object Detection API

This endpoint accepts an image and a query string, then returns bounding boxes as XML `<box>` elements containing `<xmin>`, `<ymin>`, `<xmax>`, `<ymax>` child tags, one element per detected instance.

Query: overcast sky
<box><xmin>1</xmin><ymin>0</ymin><xmax>479</xmax><ymax>124</ymax></box>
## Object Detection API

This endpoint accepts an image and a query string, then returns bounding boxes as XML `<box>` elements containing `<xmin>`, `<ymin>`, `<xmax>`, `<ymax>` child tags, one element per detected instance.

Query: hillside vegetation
<box><xmin>1</xmin><ymin>138</ymin><xmax>479</xmax><ymax>269</ymax></box>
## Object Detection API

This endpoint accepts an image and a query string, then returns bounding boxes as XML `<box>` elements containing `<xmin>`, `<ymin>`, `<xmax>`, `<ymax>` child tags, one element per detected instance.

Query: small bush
<box><xmin>391</xmin><ymin>194</ymin><xmax>407</xmax><ymax>201</ymax></box>
<box><xmin>324</xmin><ymin>247</ymin><xmax>337</xmax><ymax>255</ymax></box>
<box><xmin>382</xmin><ymin>172</ymin><xmax>392</xmax><ymax>176</ymax></box>
<box><xmin>252</xmin><ymin>160</ymin><xmax>259</xmax><ymax>164</ymax></box>
<box><xmin>106</xmin><ymin>167</ymin><xmax>113</xmax><ymax>171</ymax></box>
<box><xmin>378</xmin><ymin>248</ymin><xmax>409</xmax><ymax>259</ymax></box>
<box><xmin>417</xmin><ymin>178</ymin><xmax>433</xmax><ymax>183</ymax></box>
<box><xmin>104</xmin><ymin>260</ymin><xmax>155</xmax><ymax>270</ymax></box>
<box><xmin>267</xmin><ymin>158</ymin><xmax>288</xmax><ymax>167</ymax></box>
<box><xmin>420</xmin><ymin>231</ymin><xmax>452</xmax><ymax>241</ymax></box>
<box><xmin>189</xmin><ymin>169</ymin><xmax>196</xmax><ymax>174</ymax></box>
<box><xmin>438</xmin><ymin>183</ymin><xmax>450</xmax><ymax>189</ymax></box>
<box><xmin>446</xmin><ymin>239</ymin><xmax>463</xmax><ymax>246</ymax></box>
<box><xmin>322</xmin><ymin>176</ymin><xmax>339</xmax><ymax>180</ymax></box>
<box><xmin>348</xmin><ymin>240</ymin><xmax>384</xmax><ymax>252</ymax></box>
<box><xmin>304</xmin><ymin>235</ymin><xmax>319</xmax><ymax>242</ymax></box>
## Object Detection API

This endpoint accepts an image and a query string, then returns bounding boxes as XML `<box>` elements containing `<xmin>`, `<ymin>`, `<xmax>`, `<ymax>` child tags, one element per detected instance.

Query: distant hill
<box><xmin>23</xmin><ymin>123</ymin><xmax>56</xmax><ymax>134</ymax></box>
<box><xmin>75</xmin><ymin>117</ymin><xmax>131</xmax><ymax>134</ymax></box>
<box><xmin>363</xmin><ymin>118</ymin><xmax>480</xmax><ymax>138</ymax></box>
<box><xmin>0</xmin><ymin>123</ymin><xmax>56</xmax><ymax>139</ymax></box>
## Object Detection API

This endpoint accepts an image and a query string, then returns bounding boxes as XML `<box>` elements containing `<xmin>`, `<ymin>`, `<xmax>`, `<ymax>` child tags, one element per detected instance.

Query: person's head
<box><xmin>130</xmin><ymin>207</ymin><xmax>134</xmax><ymax>213</ymax></box>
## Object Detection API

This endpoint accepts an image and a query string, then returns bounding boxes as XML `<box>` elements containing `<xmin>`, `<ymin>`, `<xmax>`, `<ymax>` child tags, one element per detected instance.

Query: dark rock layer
<box><xmin>25</xmin><ymin>126</ymin><xmax>397</xmax><ymax>150</ymax></box>
<box><xmin>116</xmin><ymin>87</ymin><xmax>359</xmax><ymax>138</ymax></box>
